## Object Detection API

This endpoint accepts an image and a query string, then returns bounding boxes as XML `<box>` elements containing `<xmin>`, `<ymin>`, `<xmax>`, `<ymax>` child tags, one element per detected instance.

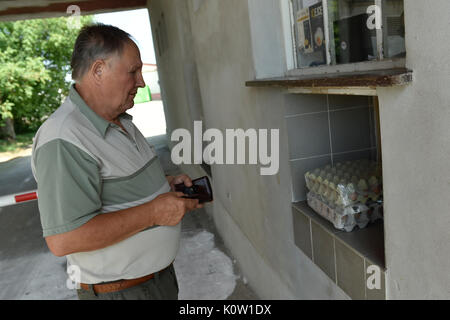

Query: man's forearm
<box><xmin>45</xmin><ymin>191</ymin><xmax>200</xmax><ymax>257</ymax></box>
<box><xmin>45</xmin><ymin>202</ymin><xmax>155</xmax><ymax>257</ymax></box>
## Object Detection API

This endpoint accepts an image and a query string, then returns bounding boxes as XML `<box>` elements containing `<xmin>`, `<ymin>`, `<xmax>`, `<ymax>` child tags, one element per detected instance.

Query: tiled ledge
<box><xmin>292</xmin><ymin>201</ymin><xmax>386</xmax><ymax>300</ymax></box>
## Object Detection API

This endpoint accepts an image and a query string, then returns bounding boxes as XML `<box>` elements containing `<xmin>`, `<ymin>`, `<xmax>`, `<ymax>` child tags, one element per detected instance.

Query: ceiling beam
<box><xmin>0</xmin><ymin>0</ymin><xmax>147</xmax><ymax>22</ymax></box>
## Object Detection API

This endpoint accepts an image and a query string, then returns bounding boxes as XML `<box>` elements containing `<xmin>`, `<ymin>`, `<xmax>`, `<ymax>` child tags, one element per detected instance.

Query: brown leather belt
<box><xmin>80</xmin><ymin>264</ymin><xmax>171</xmax><ymax>294</ymax></box>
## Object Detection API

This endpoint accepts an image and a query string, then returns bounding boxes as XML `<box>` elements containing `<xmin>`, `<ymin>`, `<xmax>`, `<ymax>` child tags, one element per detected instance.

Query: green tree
<box><xmin>0</xmin><ymin>15</ymin><xmax>93</xmax><ymax>140</ymax></box>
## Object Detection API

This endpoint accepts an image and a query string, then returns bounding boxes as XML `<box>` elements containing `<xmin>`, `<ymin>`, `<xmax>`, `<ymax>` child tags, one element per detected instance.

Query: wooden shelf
<box><xmin>246</xmin><ymin>68</ymin><xmax>412</xmax><ymax>96</ymax></box>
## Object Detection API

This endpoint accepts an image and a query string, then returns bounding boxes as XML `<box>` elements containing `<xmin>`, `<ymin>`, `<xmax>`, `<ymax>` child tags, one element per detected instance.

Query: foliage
<box><xmin>0</xmin><ymin>132</ymin><xmax>34</xmax><ymax>153</ymax></box>
<box><xmin>0</xmin><ymin>15</ymin><xmax>93</xmax><ymax>134</ymax></box>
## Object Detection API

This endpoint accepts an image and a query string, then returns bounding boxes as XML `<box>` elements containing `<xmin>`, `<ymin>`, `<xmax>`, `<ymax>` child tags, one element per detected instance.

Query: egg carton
<box><xmin>307</xmin><ymin>192</ymin><xmax>366</xmax><ymax>232</ymax></box>
<box><xmin>305</xmin><ymin>159</ymin><xmax>384</xmax><ymax>232</ymax></box>
<box><xmin>305</xmin><ymin>159</ymin><xmax>383</xmax><ymax>209</ymax></box>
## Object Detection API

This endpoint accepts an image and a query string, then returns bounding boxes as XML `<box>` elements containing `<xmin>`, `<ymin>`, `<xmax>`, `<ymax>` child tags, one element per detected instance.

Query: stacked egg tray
<box><xmin>305</xmin><ymin>159</ymin><xmax>384</xmax><ymax>232</ymax></box>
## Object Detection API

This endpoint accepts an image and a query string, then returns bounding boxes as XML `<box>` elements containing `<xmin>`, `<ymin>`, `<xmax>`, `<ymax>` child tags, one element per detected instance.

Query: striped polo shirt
<box><xmin>31</xmin><ymin>84</ymin><xmax>180</xmax><ymax>284</ymax></box>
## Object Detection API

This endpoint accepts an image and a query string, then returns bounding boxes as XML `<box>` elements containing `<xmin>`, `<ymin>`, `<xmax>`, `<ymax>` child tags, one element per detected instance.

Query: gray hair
<box><xmin>70</xmin><ymin>23</ymin><xmax>133</xmax><ymax>81</ymax></box>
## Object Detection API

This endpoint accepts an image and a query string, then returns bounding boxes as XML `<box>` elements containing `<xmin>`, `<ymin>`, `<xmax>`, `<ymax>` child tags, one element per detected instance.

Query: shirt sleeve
<box><xmin>33</xmin><ymin>139</ymin><xmax>102</xmax><ymax>237</ymax></box>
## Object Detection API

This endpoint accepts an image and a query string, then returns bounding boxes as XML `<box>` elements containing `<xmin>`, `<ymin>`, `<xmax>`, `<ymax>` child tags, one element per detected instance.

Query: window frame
<box><xmin>281</xmin><ymin>0</ymin><xmax>406</xmax><ymax>76</ymax></box>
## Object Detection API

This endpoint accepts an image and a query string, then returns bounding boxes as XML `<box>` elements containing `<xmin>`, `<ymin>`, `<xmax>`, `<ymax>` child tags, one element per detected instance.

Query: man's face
<box><xmin>101</xmin><ymin>41</ymin><xmax>145</xmax><ymax>117</ymax></box>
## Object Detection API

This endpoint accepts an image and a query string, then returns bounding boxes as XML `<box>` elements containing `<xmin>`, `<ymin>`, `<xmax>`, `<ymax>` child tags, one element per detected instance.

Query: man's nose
<box><xmin>136</xmin><ymin>71</ymin><xmax>145</xmax><ymax>88</ymax></box>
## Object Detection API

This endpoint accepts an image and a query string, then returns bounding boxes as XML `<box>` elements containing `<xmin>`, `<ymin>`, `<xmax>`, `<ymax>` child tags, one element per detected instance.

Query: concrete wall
<box><xmin>148</xmin><ymin>0</ymin><xmax>450</xmax><ymax>299</ymax></box>
<box><xmin>148</xmin><ymin>0</ymin><xmax>348</xmax><ymax>299</ymax></box>
<box><xmin>377</xmin><ymin>0</ymin><xmax>450</xmax><ymax>299</ymax></box>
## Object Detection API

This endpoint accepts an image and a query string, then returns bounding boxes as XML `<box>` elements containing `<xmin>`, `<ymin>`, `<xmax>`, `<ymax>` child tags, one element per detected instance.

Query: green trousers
<box><xmin>76</xmin><ymin>264</ymin><xmax>179</xmax><ymax>300</ymax></box>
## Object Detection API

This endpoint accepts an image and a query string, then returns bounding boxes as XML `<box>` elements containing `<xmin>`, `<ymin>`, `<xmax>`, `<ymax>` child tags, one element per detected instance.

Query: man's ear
<box><xmin>90</xmin><ymin>59</ymin><xmax>105</xmax><ymax>83</ymax></box>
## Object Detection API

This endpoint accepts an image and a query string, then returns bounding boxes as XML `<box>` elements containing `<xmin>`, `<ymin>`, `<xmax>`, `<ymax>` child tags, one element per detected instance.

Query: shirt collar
<box><xmin>69</xmin><ymin>84</ymin><xmax>133</xmax><ymax>138</ymax></box>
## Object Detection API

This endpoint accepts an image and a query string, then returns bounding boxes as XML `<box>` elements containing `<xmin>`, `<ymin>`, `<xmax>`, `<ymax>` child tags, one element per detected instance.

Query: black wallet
<box><xmin>174</xmin><ymin>176</ymin><xmax>213</xmax><ymax>204</ymax></box>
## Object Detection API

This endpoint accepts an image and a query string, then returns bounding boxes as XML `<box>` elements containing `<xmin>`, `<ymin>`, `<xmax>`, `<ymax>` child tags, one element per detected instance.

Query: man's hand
<box><xmin>166</xmin><ymin>174</ymin><xmax>193</xmax><ymax>191</ymax></box>
<box><xmin>149</xmin><ymin>192</ymin><xmax>203</xmax><ymax>226</ymax></box>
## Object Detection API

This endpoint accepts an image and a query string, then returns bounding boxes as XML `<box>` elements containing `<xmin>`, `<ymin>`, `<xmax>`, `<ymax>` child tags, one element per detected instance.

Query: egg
<box><xmin>358</xmin><ymin>179</ymin><xmax>369</xmax><ymax>192</ymax></box>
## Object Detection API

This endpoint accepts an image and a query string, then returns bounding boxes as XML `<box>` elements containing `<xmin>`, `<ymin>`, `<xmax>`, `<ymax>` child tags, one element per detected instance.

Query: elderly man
<box><xmin>31</xmin><ymin>24</ymin><xmax>202</xmax><ymax>300</ymax></box>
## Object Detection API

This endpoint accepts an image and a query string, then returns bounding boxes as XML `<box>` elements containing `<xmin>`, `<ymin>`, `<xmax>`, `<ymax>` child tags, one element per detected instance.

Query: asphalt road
<box><xmin>0</xmin><ymin>156</ymin><xmax>73</xmax><ymax>299</ymax></box>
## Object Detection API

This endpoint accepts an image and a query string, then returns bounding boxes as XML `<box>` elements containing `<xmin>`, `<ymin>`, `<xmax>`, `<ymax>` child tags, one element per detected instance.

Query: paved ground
<box><xmin>0</xmin><ymin>148</ymin><xmax>32</xmax><ymax>163</ymax></box>
<box><xmin>0</xmin><ymin>135</ymin><xmax>258</xmax><ymax>300</ymax></box>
